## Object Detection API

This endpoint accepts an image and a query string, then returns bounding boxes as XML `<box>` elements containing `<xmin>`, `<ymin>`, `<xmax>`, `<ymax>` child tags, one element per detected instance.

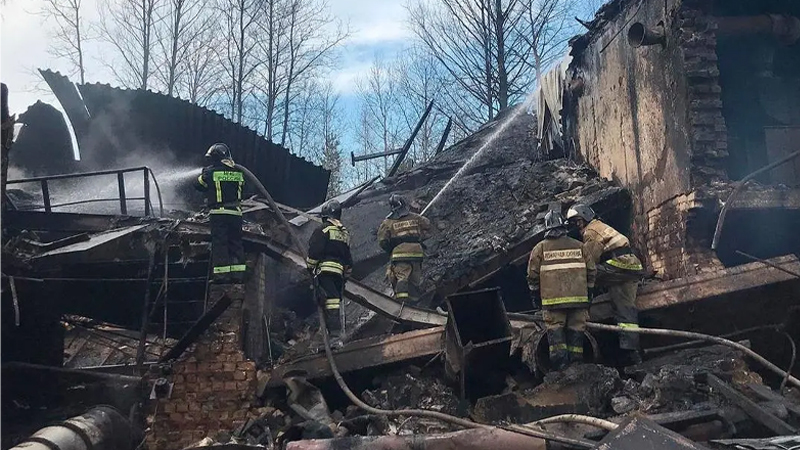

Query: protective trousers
<box><xmin>210</xmin><ymin>214</ymin><xmax>245</xmax><ymax>282</ymax></box>
<box><xmin>316</xmin><ymin>272</ymin><xmax>344</xmax><ymax>339</ymax></box>
<box><xmin>543</xmin><ymin>308</ymin><xmax>588</xmax><ymax>369</ymax></box>
<box><xmin>597</xmin><ymin>264</ymin><xmax>640</xmax><ymax>351</ymax></box>
<box><xmin>387</xmin><ymin>261</ymin><xmax>422</xmax><ymax>302</ymax></box>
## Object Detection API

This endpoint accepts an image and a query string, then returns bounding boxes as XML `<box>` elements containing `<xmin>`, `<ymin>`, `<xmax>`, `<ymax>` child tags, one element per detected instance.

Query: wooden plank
<box><xmin>634</xmin><ymin>255</ymin><xmax>800</xmax><ymax>311</ymax></box>
<box><xmin>746</xmin><ymin>383</ymin><xmax>800</xmax><ymax>418</ymax></box>
<box><xmin>264</xmin><ymin>326</ymin><xmax>445</xmax><ymax>389</ymax></box>
<box><xmin>706</xmin><ymin>374</ymin><xmax>797</xmax><ymax>435</ymax></box>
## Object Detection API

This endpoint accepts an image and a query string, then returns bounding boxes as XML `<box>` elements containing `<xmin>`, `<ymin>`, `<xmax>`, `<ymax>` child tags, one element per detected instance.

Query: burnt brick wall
<box><xmin>146</xmin><ymin>298</ymin><xmax>257</xmax><ymax>450</ymax></box>
<box><xmin>679</xmin><ymin>3</ymin><xmax>730</xmax><ymax>186</ymax></box>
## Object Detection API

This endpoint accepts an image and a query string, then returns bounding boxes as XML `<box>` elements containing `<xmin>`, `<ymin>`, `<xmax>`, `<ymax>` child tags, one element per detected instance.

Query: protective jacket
<box><xmin>581</xmin><ymin>219</ymin><xmax>643</xmax><ymax>272</ymax></box>
<box><xmin>528</xmin><ymin>235</ymin><xmax>596</xmax><ymax>309</ymax></box>
<box><xmin>377</xmin><ymin>212</ymin><xmax>432</xmax><ymax>262</ymax></box>
<box><xmin>195</xmin><ymin>159</ymin><xmax>244</xmax><ymax>215</ymax></box>
<box><xmin>306</xmin><ymin>218</ymin><xmax>353</xmax><ymax>276</ymax></box>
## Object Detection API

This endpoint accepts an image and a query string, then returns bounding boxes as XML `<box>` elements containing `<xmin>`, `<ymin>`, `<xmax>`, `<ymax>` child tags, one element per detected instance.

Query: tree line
<box><xmin>39</xmin><ymin>0</ymin><xmax>595</xmax><ymax>194</ymax></box>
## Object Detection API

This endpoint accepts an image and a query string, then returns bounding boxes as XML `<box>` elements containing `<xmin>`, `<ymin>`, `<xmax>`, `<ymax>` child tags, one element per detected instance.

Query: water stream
<box><xmin>421</xmin><ymin>95</ymin><xmax>536</xmax><ymax>216</ymax></box>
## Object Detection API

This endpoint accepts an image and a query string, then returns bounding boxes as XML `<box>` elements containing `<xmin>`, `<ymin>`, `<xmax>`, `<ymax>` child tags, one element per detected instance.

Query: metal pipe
<box><xmin>10</xmin><ymin>405</ymin><xmax>138</xmax><ymax>450</ymax></box>
<box><xmin>351</xmin><ymin>148</ymin><xmax>404</xmax><ymax>166</ymax></box>
<box><xmin>7</xmin><ymin>166</ymin><xmax>153</xmax><ymax>184</ymax></box>
<box><xmin>734</xmin><ymin>250</ymin><xmax>800</xmax><ymax>279</ymax></box>
<box><xmin>387</xmin><ymin>101</ymin><xmax>435</xmax><ymax>177</ymax></box>
<box><xmin>435</xmin><ymin>118</ymin><xmax>453</xmax><ymax>155</ymax></box>
<box><xmin>711</xmin><ymin>150</ymin><xmax>800</xmax><ymax>250</ymax></box>
<box><xmin>628</xmin><ymin>22</ymin><xmax>666</xmax><ymax>48</ymax></box>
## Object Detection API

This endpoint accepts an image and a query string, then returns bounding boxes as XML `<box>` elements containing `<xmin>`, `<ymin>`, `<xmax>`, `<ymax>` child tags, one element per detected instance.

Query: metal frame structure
<box><xmin>7</xmin><ymin>166</ymin><xmax>164</xmax><ymax>216</ymax></box>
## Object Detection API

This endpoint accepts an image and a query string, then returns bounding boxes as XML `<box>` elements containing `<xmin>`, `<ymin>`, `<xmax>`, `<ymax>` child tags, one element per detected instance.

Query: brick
<box><xmin>236</xmin><ymin>381</ymin><xmax>252</xmax><ymax>390</ymax></box>
<box><xmin>233</xmin><ymin>371</ymin><xmax>247</xmax><ymax>381</ymax></box>
<box><xmin>176</xmin><ymin>402</ymin><xmax>189</xmax><ymax>413</ymax></box>
<box><xmin>228</xmin><ymin>353</ymin><xmax>244</xmax><ymax>362</ymax></box>
<box><xmin>212</xmin><ymin>381</ymin><xmax>225</xmax><ymax>391</ymax></box>
<box><xmin>163</xmin><ymin>402</ymin><xmax>176</xmax><ymax>413</ymax></box>
<box><xmin>237</xmin><ymin>361</ymin><xmax>255</xmax><ymax>371</ymax></box>
<box><xmin>225</xmin><ymin>381</ymin><xmax>238</xmax><ymax>390</ymax></box>
<box><xmin>184</xmin><ymin>363</ymin><xmax>198</xmax><ymax>373</ymax></box>
<box><xmin>223</xmin><ymin>362</ymin><xmax>236</xmax><ymax>372</ymax></box>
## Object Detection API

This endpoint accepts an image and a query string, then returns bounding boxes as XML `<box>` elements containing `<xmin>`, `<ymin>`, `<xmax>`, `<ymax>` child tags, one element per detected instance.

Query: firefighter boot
<box><xmin>547</xmin><ymin>328</ymin><xmax>568</xmax><ymax>371</ymax></box>
<box><xmin>566</xmin><ymin>329</ymin><xmax>585</xmax><ymax>365</ymax></box>
<box><xmin>324</xmin><ymin>308</ymin><xmax>343</xmax><ymax>348</ymax></box>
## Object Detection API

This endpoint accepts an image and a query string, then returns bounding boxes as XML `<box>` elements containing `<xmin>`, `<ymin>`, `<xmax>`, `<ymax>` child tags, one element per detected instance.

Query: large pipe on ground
<box><xmin>10</xmin><ymin>405</ymin><xmax>138</xmax><ymax>450</ymax></box>
<box><xmin>286</xmin><ymin>428</ymin><xmax>546</xmax><ymax>450</ymax></box>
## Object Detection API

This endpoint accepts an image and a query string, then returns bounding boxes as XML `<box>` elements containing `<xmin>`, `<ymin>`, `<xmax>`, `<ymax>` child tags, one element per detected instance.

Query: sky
<box><xmin>0</xmin><ymin>0</ymin><xmax>413</xmax><ymax>115</ymax></box>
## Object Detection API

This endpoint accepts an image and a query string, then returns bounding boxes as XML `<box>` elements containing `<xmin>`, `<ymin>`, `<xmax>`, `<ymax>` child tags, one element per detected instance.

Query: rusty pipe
<box><xmin>716</xmin><ymin>15</ymin><xmax>800</xmax><ymax>43</ymax></box>
<box><xmin>10</xmin><ymin>405</ymin><xmax>138</xmax><ymax>450</ymax></box>
<box><xmin>628</xmin><ymin>22</ymin><xmax>666</xmax><ymax>48</ymax></box>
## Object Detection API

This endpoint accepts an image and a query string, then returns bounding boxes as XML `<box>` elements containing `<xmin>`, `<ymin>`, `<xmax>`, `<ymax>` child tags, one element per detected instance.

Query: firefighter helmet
<box><xmin>566</xmin><ymin>203</ymin><xmax>595</xmax><ymax>223</ymax></box>
<box><xmin>321</xmin><ymin>199</ymin><xmax>342</xmax><ymax>219</ymax></box>
<box><xmin>205</xmin><ymin>143</ymin><xmax>231</xmax><ymax>161</ymax></box>
<box><xmin>544</xmin><ymin>210</ymin><xmax>566</xmax><ymax>231</ymax></box>
<box><xmin>388</xmin><ymin>193</ymin><xmax>407</xmax><ymax>211</ymax></box>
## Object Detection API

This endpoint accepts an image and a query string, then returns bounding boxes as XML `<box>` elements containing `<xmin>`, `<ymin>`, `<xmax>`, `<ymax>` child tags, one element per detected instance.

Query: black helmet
<box><xmin>388</xmin><ymin>193</ymin><xmax>407</xmax><ymax>210</ymax></box>
<box><xmin>321</xmin><ymin>199</ymin><xmax>342</xmax><ymax>219</ymax></box>
<box><xmin>205</xmin><ymin>143</ymin><xmax>231</xmax><ymax>161</ymax></box>
<box><xmin>566</xmin><ymin>203</ymin><xmax>595</xmax><ymax>223</ymax></box>
<box><xmin>544</xmin><ymin>210</ymin><xmax>566</xmax><ymax>231</ymax></box>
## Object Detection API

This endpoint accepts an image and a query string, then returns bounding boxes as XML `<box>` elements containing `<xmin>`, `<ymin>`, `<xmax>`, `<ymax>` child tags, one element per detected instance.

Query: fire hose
<box><xmin>586</xmin><ymin>322</ymin><xmax>800</xmax><ymax>389</ymax></box>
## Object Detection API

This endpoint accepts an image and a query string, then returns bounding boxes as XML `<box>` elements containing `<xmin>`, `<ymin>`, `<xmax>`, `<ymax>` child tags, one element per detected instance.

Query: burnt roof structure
<box><xmin>34</xmin><ymin>70</ymin><xmax>329</xmax><ymax>209</ymax></box>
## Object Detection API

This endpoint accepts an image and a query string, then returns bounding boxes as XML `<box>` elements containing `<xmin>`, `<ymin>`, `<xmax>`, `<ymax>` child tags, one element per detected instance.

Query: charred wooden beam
<box><xmin>387</xmin><ymin>101</ymin><xmax>434</xmax><ymax>177</ymax></box>
<box><xmin>704</xmin><ymin>374</ymin><xmax>797</xmax><ymax>435</ymax></box>
<box><xmin>634</xmin><ymin>255</ymin><xmax>800</xmax><ymax>312</ymax></box>
<box><xmin>262</xmin><ymin>326</ymin><xmax>445</xmax><ymax>390</ymax></box>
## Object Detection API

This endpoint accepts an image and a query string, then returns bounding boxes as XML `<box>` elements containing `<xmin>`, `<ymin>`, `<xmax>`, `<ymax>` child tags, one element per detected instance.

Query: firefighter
<box><xmin>377</xmin><ymin>194</ymin><xmax>432</xmax><ymax>303</ymax></box>
<box><xmin>195</xmin><ymin>143</ymin><xmax>246</xmax><ymax>283</ymax></box>
<box><xmin>306</xmin><ymin>200</ymin><xmax>352</xmax><ymax>344</ymax></box>
<box><xmin>528</xmin><ymin>210</ymin><xmax>596</xmax><ymax>370</ymax></box>
<box><xmin>566</xmin><ymin>203</ymin><xmax>645</xmax><ymax>365</ymax></box>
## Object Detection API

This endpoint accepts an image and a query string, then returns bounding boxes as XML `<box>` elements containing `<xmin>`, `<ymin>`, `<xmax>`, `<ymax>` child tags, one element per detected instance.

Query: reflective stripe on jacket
<box><xmin>307</xmin><ymin>218</ymin><xmax>353</xmax><ymax>276</ymax></box>
<box><xmin>528</xmin><ymin>236</ymin><xmax>596</xmax><ymax>309</ymax></box>
<box><xmin>581</xmin><ymin>219</ymin><xmax>643</xmax><ymax>272</ymax></box>
<box><xmin>194</xmin><ymin>159</ymin><xmax>244</xmax><ymax>212</ymax></box>
<box><xmin>377</xmin><ymin>212</ymin><xmax>431</xmax><ymax>262</ymax></box>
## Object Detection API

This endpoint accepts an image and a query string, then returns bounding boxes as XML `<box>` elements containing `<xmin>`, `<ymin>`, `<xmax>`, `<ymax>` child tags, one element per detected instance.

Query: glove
<box><xmin>587</xmin><ymin>288</ymin><xmax>595</xmax><ymax>303</ymax></box>
<box><xmin>344</xmin><ymin>267</ymin><xmax>353</xmax><ymax>280</ymax></box>
<box><xmin>528</xmin><ymin>284</ymin><xmax>541</xmax><ymax>307</ymax></box>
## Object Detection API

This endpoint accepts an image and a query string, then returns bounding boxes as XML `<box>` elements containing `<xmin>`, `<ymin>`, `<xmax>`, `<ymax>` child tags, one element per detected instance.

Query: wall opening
<box><xmin>714</xmin><ymin>2</ymin><xmax>800</xmax><ymax>185</ymax></box>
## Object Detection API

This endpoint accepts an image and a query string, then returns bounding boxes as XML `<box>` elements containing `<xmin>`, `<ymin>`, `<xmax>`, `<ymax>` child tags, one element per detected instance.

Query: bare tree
<box><xmin>518</xmin><ymin>0</ymin><xmax>578</xmax><ymax>86</ymax></box>
<box><xmin>179</xmin><ymin>23</ymin><xmax>224</xmax><ymax>105</ymax></box>
<box><xmin>408</xmin><ymin>0</ymin><xmax>576</xmax><ymax>129</ymax></box>
<box><xmin>39</xmin><ymin>0</ymin><xmax>89</xmax><ymax>83</ymax></box>
<box><xmin>317</xmin><ymin>82</ymin><xmax>343</xmax><ymax>196</ymax></box>
<box><xmin>153</xmin><ymin>0</ymin><xmax>213</xmax><ymax>96</ymax></box>
<box><xmin>218</xmin><ymin>0</ymin><xmax>263</xmax><ymax>122</ymax></box>
<box><xmin>98</xmin><ymin>0</ymin><xmax>162</xmax><ymax>89</ymax></box>
<box><xmin>394</xmin><ymin>47</ymin><xmax>446</xmax><ymax>164</ymax></box>
<box><xmin>277</xmin><ymin>0</ymin><xmax>348</xmax><ymax>146</ymax></box>
<box><xmin>356</xmin><ymin>59</ymin><xmax>402</xmax><ymax>175</ymax></box>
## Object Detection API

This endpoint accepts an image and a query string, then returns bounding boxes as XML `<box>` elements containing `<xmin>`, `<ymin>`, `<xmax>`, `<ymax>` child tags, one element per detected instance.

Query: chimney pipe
<box><xmin>628</xmin><ymin>22</ymin><xmax>666</xmax><ymax>48</ymax></box>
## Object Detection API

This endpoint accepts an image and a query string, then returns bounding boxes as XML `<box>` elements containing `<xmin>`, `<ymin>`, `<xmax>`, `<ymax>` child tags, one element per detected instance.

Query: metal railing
<box><xmin>7</xmin><ymin>166</ymin><xmax>164</xmax><ymax>216</ymax></box>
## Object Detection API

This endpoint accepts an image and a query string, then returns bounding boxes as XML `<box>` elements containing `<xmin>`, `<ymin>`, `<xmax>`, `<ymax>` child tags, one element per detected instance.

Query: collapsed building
<box><xmin>2</xmin><ymin>0</ymin><xmax>800</xmax><ymax>448</ymax></box>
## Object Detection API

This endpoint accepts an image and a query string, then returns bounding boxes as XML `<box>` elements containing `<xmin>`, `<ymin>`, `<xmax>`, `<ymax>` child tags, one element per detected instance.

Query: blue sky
<box><xmin>0</xmin><ymin>0</ymin><xmax>414</xmax><ymax>113</ymax></box>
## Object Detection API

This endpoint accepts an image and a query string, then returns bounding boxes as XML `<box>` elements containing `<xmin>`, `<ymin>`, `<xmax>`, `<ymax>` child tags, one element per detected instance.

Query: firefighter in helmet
<box><xmin>528</xmin><ymin>210</ymin><xmax>596</xmax><ymax>370</ymax></box>
<box><xmin>195</xmin><ymin>143</ymin><xmax>246</xmax><ymax>283</ymax></box>
<box><xmin>566</xmin><ymin>203</ymin><xmax>645</xmax><ymax>365</ymax></box>
<box><xmin>377</xmin><ymin>194</ymin><xmax>432</xmax><ymax>303</ymax></box>
<box><xmin>306</xmin><ymin>200</ymin><xmax>352</xmax><ymax>344</ymax></box>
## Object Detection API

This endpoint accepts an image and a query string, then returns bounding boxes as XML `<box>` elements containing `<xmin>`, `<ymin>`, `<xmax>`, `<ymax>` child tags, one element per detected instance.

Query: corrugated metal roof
<box><xmin>38</xmin><ymin>70</ymin><xmax>329</xmax><ymax>209</ymax></box>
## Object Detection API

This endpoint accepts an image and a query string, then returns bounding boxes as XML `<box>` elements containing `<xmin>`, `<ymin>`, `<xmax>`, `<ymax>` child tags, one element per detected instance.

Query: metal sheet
<box><xmin>34</xmin><ymin>224</ymin><xmax>148</xmax><ymax>258</ymax></box>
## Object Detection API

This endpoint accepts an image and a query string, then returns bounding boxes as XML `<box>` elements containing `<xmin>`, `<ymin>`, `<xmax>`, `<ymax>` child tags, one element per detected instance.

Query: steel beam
<box><xmin>387</xmin><ymin>101</ymin><xmax>434</xmax><ymax>177</ymax></box>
